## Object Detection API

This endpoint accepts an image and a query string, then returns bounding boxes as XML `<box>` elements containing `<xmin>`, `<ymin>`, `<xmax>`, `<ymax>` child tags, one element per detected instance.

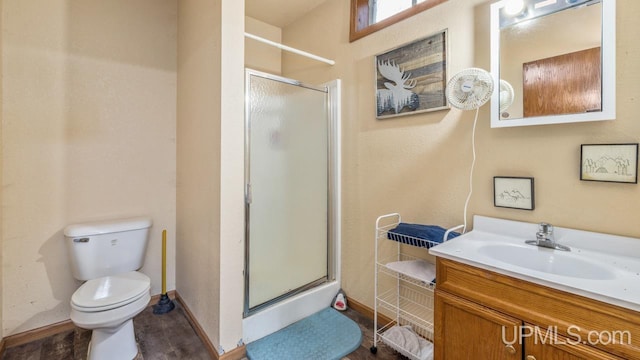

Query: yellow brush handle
<box><xmin>162</xmin><ymin>229</ymin><xmax>167</xmax><ymax>294</ymax></box>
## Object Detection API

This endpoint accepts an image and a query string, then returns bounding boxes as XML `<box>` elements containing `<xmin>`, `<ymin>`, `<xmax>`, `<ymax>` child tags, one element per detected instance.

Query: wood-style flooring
<box><xmin>2</xmin><ymin>301</ymin><xmax>408</xmax><ymax>360</ymax></box>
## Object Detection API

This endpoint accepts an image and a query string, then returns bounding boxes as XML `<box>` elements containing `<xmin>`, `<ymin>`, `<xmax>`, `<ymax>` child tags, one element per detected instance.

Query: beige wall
<box><xmin>218</xmin><ymin>0</ymin><xmax>245</xmax><ymax>351</ymax></box>
<box><xmin>1</xmin><ymin>0</ymin><xmax>177</xmax><ymax>335</ymax></box>
<box><xmin>245</xmin><ymin>16</ymin><xmax>282</xmax><ymax>74</ymax></box>
<box><xmin>282</xmin><ymin>0</ymin><xmax>640</xmax><ymax>309</ymax></box>
<box><xmin>176</xmin><ymin>0</ymin><xmax>222</xmax><ymax>349</ymax></box>
<box><xmin>0</xmin><ymin>0</ymin><xmax>3</xmax><ymax>340</ymax></box>
<box><xmin>176</xmin><ymin>0</ymin><xmax>244</xmax><ymax>353</ymax></box>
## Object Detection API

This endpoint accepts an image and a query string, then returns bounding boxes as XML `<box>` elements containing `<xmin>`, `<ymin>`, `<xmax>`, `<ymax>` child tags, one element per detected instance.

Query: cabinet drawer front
<box><xmin>436</xmin><ymin>258</ymin><xmax>640</xmax><ymax>359</ymax></box>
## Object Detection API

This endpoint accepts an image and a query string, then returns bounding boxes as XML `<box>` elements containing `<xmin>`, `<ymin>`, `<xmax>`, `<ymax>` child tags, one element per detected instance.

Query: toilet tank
<box><xmin>64</xmin><ymin>217</ymin><xmax>153</xmax><ymax>281</ymax></box>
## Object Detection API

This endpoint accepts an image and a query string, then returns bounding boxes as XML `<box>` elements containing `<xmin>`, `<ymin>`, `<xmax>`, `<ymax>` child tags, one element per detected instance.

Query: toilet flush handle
<box><xmin>73</xmin><ymin>237</ymin><xmax>90</xmax><ymax>243</ymax></box>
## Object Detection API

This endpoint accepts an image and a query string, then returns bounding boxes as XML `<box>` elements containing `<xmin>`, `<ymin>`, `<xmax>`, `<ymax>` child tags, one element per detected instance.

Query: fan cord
<box><xmin>462</xmin><ymin>107</ymin><xmax>479</xmax><ymax>234</ymax></box>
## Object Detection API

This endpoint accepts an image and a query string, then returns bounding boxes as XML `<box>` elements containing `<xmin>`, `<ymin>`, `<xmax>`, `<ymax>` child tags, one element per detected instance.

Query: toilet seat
<box><xmin>71</xmin><ymin>271</ymin><xmax>150</xmax><ymax>312</ymax></box>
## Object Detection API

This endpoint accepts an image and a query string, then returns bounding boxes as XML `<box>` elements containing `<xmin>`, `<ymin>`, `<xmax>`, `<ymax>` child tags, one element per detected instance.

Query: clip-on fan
<box><xmin>445</xmin><ymin>68</ymin><xmax>494</xmax><ymax>233</ymax></box>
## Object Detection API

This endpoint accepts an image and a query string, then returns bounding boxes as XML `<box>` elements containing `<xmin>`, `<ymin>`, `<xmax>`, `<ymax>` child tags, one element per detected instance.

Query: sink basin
<box><xmin>477</xmin><ymin>244</ymin><xmax>617</xmax><ymax>280</ymax></box>
<box><xmin>429</xmin><ymin>215</ymin><xmax>640</xmax><ymax>312</ymax></box>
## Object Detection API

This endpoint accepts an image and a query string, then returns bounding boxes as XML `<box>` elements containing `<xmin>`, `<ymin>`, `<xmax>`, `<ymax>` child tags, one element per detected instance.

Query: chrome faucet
<box><xmin>525</xmin><ymin>222</ymin><xmax>571</xmax><ymax>251</ymax></box>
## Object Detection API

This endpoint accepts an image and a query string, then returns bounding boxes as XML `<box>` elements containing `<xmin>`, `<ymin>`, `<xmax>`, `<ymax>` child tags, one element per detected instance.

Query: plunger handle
<box><xmin>153</xmin><ymin>228</ymin><xmax>175</xmax><ymax>314</ymax></box>
<box><xmin>162</xmin><ymin>229</ymin><xmax>167</xmax><ymax>294</ymax></box>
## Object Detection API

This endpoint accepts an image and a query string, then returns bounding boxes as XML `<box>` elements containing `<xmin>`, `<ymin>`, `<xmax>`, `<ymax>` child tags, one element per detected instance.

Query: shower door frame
<box><xmin>243</xmin><ymin>69</ymin><xmax>339</xmax><ymax>318</ymax></box>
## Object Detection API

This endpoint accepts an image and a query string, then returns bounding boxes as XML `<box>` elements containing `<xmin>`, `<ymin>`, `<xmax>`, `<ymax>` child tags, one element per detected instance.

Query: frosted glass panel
<box><xmin>247</xmin><ymin>74</ymin><xmax>328</xmax><ymax>310</ymax></box>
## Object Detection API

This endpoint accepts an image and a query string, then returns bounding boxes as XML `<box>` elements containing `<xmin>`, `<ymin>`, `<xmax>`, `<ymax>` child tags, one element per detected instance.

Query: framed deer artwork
<box><xmin>375</xmin><ymin>30</ymin><xmax>448</xmax><ymax>119</ymax></box>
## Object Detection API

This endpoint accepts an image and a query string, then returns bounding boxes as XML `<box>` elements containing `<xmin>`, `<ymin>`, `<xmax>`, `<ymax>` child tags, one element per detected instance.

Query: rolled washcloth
<box><xmin>382</xmin><ymin>325</ymin><xmax>434</xmax><ymax>360</ymax></box>
<box><xmin>387</xmin><ymin>223</ymin><xmax>460</xmax><ymax>248</ymax></box>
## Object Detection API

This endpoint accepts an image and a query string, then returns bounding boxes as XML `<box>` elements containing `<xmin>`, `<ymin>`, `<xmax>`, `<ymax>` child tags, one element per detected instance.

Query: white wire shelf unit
<box><xmin>370</xmin><ymin>213</ymin><xmax>463</xmax><ymax>360</ymax></box>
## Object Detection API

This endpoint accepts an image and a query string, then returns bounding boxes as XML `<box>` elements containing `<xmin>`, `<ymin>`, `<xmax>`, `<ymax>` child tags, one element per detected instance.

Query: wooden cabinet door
<box><xmin>435</xmin><ymin>290</ymin><xmax>522</xmax><ymax>360</ymax></box>
<box><xmin>524</xmin><ymin>325</ymin><xmax>623</xmax><ymax>360</ymax></box>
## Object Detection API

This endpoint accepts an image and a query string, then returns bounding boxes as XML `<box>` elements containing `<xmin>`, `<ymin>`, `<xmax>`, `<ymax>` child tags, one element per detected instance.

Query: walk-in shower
<box><xmin>242</xmin><ymin>69</ymin><xmax>341</xmax><ymax>343</ymax></box>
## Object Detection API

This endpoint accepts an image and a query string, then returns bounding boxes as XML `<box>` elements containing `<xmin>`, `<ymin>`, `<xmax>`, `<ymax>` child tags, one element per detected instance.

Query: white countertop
<box><xmin>429</xmin><ymin>215</ymin><xmax>640</xmax><ymax>312</ymax></box>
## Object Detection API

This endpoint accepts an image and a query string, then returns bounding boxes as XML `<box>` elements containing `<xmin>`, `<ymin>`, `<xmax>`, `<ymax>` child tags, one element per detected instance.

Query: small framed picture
<box><xmin>580</xmin><ymin>143</ymin><xmax>639</xmax><ymax>184</ymax></box>
<box><xmin>494</xmin><ymin>176</ymin><xmax>535</xmax><ymax>210</ymax></box>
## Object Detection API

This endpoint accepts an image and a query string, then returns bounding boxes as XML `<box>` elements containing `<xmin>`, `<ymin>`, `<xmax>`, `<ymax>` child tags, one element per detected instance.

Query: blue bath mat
<box><xmin>246</xmin><ymin>307</ymin><xmax>362</xmax><ymax>360</ymax></box>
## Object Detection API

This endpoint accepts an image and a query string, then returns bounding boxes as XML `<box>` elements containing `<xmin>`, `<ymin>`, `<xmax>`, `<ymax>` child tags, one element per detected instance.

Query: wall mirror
<box><xmin>490</xmin><ymin>0</ymin><xmax>616</xmax><ymax>128</ymax></box>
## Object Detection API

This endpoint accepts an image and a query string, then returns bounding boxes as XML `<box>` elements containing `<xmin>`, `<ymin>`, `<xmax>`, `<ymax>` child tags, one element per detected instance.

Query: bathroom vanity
<box><xmin>429</xmin><ymin>216</ymin><xmax>640</xmax><ymax>359</ymax></box>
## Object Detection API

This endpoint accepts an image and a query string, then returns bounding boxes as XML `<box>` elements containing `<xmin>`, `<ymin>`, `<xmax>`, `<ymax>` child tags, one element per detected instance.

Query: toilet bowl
<box><xmin>64</xmin><ymin>216</ymin><xmax>153</xmax><ymax>360</ymax></box>
<box><xmin>70</xmin><ymin>271</ymin><xmax>151</xmax><ymax>360</ymax></box>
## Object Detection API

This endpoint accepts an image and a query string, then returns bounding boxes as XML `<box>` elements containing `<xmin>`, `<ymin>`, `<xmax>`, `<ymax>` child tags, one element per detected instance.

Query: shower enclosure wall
<box><xmin>242</xmin><ymin>70</ymin><xmax>341</xmax><ymax>343</ymax></box>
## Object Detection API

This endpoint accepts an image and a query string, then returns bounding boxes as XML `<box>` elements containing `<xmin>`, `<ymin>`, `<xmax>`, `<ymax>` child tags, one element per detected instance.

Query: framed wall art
<box><xmin>580</xmin><ymin>143</ymin><xmax>639</xmax><ymax>184</ymax></box>
<box><xmin>375</xmin><ymin>30</ymin><xmax>448</xmax><ymax>119</ymax></box>
<box><xmin>493</xmin><ymin>176</ymin><xmax>535</xmax><ymax>210</ymax></box>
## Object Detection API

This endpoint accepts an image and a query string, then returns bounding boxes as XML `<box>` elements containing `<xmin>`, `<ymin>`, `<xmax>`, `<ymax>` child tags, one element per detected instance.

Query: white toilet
<box><xmin>64</xmin><ymin>217</ymin><xmax>153</xmax><ymax>360</ymax></box>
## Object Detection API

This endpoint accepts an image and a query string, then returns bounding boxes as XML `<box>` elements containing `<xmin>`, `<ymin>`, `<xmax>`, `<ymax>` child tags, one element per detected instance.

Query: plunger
<box><xmin>153</xmin><ymin>229</ymin><xmax>175</xmax><ymax>314</ymax></box>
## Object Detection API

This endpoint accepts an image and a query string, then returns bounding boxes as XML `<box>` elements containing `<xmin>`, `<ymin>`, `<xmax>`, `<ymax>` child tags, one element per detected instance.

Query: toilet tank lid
<box><xmin>64</xmin><ymin>217</ymin><xmax>152</xmax><ymax>237</ymax></box>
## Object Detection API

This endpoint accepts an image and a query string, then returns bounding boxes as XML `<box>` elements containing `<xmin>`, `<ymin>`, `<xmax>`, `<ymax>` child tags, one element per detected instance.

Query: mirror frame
<box><xmin>490</xmin><ymin>0</ymin><xmax>616</xmax><ymax>128</ymax></box>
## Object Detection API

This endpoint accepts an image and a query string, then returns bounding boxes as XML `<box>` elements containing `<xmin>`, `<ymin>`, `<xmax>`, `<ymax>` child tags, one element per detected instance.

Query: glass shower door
<box><xmin>245</xmin><ymin>70</ymin><xmax>329</xmax><ymax>315</ymax></box>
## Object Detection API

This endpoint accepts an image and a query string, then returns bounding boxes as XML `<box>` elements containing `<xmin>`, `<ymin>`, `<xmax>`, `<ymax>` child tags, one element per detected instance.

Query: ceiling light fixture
<box><xmin>504</xmin><ymin>0</ymin><xmax>526</xmax><ymax>15</ymax></box>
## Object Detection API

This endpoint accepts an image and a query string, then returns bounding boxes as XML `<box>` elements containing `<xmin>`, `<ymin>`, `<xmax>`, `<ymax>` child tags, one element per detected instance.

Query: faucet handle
<box><xmin>538</xmin><ymin>222</ymin><xmax>553</xmax><ymax>235</ymax></box>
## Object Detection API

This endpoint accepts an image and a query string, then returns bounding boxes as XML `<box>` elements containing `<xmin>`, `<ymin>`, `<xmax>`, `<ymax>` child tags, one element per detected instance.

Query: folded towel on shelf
<box><xmin>382</xmin><ymin>325</ymin><xmax>434</xmax><ymax>360</ymax></box>
<box><xmin>387</xmin><ymin>223</ymin><xmax>460</xmax><ymax>248</ymax></box>
<box><xmin>385</xmin><ymin>259</ymin><xmax>436</xmax><ymax>285</ymax></box>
